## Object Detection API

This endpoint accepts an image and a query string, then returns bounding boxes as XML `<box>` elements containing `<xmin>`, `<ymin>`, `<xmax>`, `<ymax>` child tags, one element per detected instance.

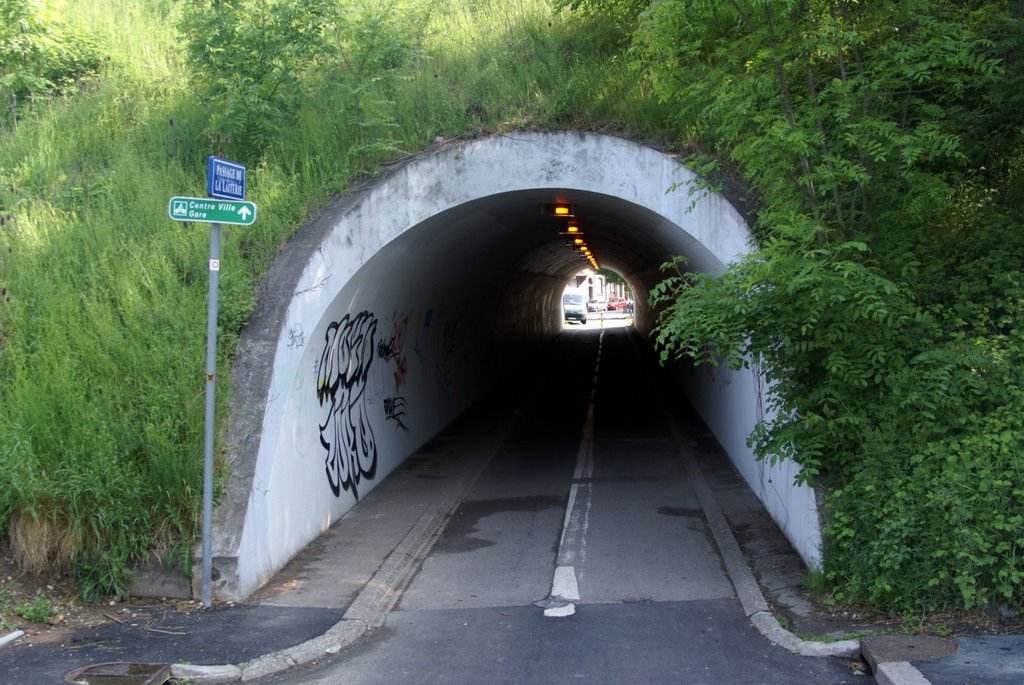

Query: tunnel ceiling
<box><xmin>403</xmin><ymin>188</ymin><xmax>689</xmax><ymax>283</ymax></box>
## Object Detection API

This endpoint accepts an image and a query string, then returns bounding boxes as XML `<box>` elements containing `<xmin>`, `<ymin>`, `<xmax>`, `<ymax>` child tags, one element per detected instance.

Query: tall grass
<box><xmin>0</xmin><ymin>0</ymin><xmax>662</xmax><ymax>598</ymax></box>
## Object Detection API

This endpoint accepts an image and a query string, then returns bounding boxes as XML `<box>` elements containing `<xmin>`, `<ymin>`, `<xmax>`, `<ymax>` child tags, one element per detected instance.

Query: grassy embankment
<box><xmin>0</xmin><ymin>0</ymin><xmax>664</xmax><ymax>599</ymax></box>
<box><xmin>3</xmin><ymin>0</ymin><xmax>1021</xmax><ymax>622</ymax></box>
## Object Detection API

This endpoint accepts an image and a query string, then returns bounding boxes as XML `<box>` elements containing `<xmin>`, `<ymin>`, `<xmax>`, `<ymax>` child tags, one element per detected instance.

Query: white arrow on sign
<box><xmin>237</xmin><ymin>206</ymin><xmax>252</xmax><ymax>221</ymax></box>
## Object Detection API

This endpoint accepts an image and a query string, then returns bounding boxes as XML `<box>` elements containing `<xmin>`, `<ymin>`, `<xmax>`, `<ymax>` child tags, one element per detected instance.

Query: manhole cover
<box><xmin>861</xmin><ymin>634</ymin><xmax>958</xmax><ymax>671</ymax></box>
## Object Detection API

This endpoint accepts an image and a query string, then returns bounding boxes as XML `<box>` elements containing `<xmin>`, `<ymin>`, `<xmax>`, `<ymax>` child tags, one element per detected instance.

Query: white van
<box><xmin>562</xmin><ymin>291</ymin><xmax>587</xmax><ymax>324</ymax></box>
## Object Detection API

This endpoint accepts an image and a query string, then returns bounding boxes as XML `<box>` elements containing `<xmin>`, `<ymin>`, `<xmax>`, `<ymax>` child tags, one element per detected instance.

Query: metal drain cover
<box><xmin>64</xmin><ymin>662</ymin><xmax>170</xmax><ymax>685</ymax></box>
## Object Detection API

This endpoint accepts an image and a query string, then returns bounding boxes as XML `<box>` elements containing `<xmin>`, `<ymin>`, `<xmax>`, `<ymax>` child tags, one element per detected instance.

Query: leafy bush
<box><xmin>178</xmin><ymin>0</ymin><xmax>428</xmax><ymax>159</ymax></box>
<box><xmin>641</xmin><ymin>0</ymin><xmax>1024</xmax><ymax>615</ymax></box>
<box><xmin>0</xmin><ymin>0</ymin><xmax>103</xmax><ymax>123</ymax></box>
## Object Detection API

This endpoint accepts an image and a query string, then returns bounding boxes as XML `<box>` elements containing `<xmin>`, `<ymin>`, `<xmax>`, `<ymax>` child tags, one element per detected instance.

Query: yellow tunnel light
<box><xmin>573</xmin><ymin>238</ymin><xmax>585</xmax><ymax>246</ymax></box>
<box><xmin>560</xmin><ymin>221</ymin><xmax>583</xmax><ymax>238</ymax></box>
<box><xmin>545</xmin><ymin>203</ymin><xmax>575</xmax><ymax>218</ymax></box>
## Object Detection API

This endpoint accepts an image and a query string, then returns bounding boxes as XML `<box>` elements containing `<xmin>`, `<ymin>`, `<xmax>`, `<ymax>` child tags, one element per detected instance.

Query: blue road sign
<box><xmin>206</xmin><ymin>156</ymin><xmax>246</xmax><ymax>200</ymax></box>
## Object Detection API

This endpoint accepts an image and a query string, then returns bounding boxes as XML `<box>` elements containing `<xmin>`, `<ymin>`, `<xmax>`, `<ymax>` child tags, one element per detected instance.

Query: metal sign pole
<box><xmin>201</xmin><ymin>222</ymin><xmax>221</xmax><ymax>608</ymax></box>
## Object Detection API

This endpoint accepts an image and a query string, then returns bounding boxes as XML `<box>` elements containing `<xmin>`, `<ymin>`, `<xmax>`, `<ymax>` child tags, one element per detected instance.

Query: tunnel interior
<box><xmin>362</xmin><ymin>187</ymin><xmax>723</xmax><ymax>346</ymax></box>
<box><xmin>208</xmin><ymin>132</ymin><xmax>821</xmax><ymax>602</ymax></box>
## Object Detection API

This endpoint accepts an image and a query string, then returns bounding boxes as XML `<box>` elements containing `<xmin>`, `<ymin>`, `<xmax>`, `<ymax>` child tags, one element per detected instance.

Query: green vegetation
<box><xmin>13</xmin><ymin>590</ymin><xmax>52</xmax><ymax>624</ymax></box>
<box><xmin>0</xmin><ymin>0</ymin><xmax>1020</xmax><ymax>622</ymax></box>
<box><xmin>642</xmin><ymin>1</ymin><xmax>1024</xmax><ymax>615</ymax></box>
<box><xmin>0</xmin><ymin>0</ymin><xmax>103</xmax><ymax>125</ymax></box>
<box><xmin>0</xmin><ymin>0</ymin><xmax>657</xmax><ymax>601</ymax></box>
<box><xmin>0</xmin><ymin>585</ymin><xmax>52</xmax><ymax>627</ymax></box>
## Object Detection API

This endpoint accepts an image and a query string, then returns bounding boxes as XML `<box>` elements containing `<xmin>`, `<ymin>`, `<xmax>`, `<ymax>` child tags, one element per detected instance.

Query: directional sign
<box><xmin>168</xmin><ymin>196</ymin><xmax>256</xmax><ymax>225</ymax></box>
<box><xmin>206</xmin><ymin>156</ymin><xmax>246</xmax><ymax>200</ymax></box>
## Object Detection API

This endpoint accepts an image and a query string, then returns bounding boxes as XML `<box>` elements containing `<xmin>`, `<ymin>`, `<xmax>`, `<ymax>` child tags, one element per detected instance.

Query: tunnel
<box><xmin>206</xmin><ymin>131</ymin><xmax>822</xmax><ymax>602</ymax></box>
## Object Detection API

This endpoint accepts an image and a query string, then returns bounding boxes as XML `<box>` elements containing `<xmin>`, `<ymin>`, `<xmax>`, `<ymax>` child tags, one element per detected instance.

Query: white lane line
<box><xmin>552</xmin><ymin>565</ymin><xmax>580</xmax><ymax>601</ymax></box>
<box><xmin>543</xmin><ymin>602</ymin><xmax>576</xmax><ymax>618</ymax></box>
<box><xmin>543</xmin><ymin>331</ymin><xmax>603</xmax><ymax>618</ymax></box>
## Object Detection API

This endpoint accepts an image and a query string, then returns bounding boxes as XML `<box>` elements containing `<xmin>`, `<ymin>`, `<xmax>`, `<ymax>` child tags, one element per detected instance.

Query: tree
<box><xmin>0</xmin><ymin>0</ymin><xmax>102</xmax><ymax>125</ymax></box>
<box><xmin>178</xmin><ymin>0</ymin><xmax>334</xmax><ymax>155</ymax></box>
<box><xmin>633</xmin><ymin>0</ymin><xmax>1024</xmax><ymax>614</ymax></box>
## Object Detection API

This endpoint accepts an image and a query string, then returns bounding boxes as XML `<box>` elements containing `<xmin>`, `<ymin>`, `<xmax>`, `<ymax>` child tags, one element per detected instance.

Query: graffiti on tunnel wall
<box><xmin>377</xmin><ymin>309</ymin><xmax>413</xmax><ymax>432</ymax></box>
<box><xmin>377</xmin><ymin>309</ymin><xmax>410</xmax><ymax>392</ymax></box>
<box><xmin>316</xmin><ymin>311</ymin><xmax>379</xmax><ymax>499</ymax></box>
<box><xmin>315</xmin><ymin>304</ymin><xmax>448</xmax><ymax>496</ymax></box>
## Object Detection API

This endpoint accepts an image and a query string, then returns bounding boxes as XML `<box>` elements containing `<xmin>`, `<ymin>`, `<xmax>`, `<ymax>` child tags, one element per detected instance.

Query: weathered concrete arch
<box><xmin>208</xmin><ymin>131</ymin><xmax>822</xmax><ymax>601</ymax></box>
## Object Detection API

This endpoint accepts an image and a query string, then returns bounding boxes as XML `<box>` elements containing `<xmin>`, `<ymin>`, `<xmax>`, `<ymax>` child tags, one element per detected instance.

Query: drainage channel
<box><xmin>64</xmin><ymin>661</ymin><xmax>171</xmax><ymax>685</ymax></box>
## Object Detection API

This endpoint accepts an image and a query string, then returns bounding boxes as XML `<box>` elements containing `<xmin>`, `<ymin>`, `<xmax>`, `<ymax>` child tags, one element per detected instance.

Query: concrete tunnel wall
<box><xmin>205</xmin><ymin>131</ymin><xmax>822</xmax><ymax>601</ymax></box>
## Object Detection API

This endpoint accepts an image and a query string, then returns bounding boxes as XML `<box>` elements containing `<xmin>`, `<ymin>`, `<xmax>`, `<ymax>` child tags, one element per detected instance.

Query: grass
<box><xmin>0</xmin><ymin>0</ymin><xmax>664</xmax><ymax>599</ymax></box>
<box><xmin>13</xmin><ymin>591</ymin><xmax>52</xmax><ymax>624</ymax></box>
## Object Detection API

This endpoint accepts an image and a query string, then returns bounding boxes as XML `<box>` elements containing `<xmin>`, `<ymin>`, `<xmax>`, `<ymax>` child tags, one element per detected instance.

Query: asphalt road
<box><xmin>257</xmin><ymin>322</ymin><xmax>860</xmax><ymax>684</ymax></box>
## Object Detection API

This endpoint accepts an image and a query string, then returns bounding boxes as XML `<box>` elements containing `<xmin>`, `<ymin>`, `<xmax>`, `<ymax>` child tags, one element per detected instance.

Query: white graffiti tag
<box><xmin>316</xmin><ymin>311</ymin><xmax>378</xmax><ymax>499</ymax></box>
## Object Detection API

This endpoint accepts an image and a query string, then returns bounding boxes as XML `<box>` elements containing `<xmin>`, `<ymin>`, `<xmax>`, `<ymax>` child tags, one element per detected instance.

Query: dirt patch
<box><xmin>769</xmin><ymin>584</ymin><xmax>1024</xmax><ymax>642</ymax></box>
<box><xmin>0</xmin><ymin>539</ymin><xmax>200</xmax><ymax>647</ymax></box>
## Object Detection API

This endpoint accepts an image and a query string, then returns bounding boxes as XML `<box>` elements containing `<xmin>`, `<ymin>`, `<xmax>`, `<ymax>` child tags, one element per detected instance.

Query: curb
<box><xmin>169</xmin><ymin>503</ymin><xmax>447</xmax><ymax>683</ymax></box>
<box><xmin>871</xmin><ymin>662</ymin><xmax>932</xmax><ymax>685</ymax></box>
<box><xmin>0</xmin><ymin>630</ymin><xmax>25</xmax><ymax>650</ymax></box>
<box><xmin>628</xmin><ymin>326</ymin><xmax>863</xmax><ymax>664</ymax></box>
<box><xmin>859</xmin><ymin>635</ymin><xmax>956</xmax><ymax>685</ymax></box>
<box><xmin>675</xmin><ymin>434</ymin><xmax>862</xmax><ymax>660</ymax></box>
<box><xmin>667</xmin><ymin>414</ymin><xmax>935</xmax><ymax>685</ymax></box>
<box><xmin>166</xmin><ymin>412</ymin><xmax>508</xmax><ymax>684</ymax></box>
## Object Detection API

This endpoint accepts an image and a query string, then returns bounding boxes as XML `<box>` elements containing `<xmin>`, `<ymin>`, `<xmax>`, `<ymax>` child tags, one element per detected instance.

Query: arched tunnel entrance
<box><xmin>208</xmin><ymin>131</ymin><xmax>822</xmax><ymax>602</ymax></box>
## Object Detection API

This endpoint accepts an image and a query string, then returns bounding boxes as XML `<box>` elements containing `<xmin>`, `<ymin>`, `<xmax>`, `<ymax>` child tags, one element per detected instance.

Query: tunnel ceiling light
<box><xmin>545</xmin><ymin>203</ymin><xmax>575</xmax><ymax>218</ymax></box>
<box><xmin>573</xmin><ymin>237</ymin><xmax>585</xmax><ymax>246</ymax></box>
<box><xmin>559</xmin><ymin>221</ymin><xmax>582</xmax><ymax>237</ymax></box>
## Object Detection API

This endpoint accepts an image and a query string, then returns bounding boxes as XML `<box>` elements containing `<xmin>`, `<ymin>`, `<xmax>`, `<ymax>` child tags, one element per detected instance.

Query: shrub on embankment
<box><xmin>637</xmin><ymin>0</ymin><xmax>1024</xmax><ymax>615</ymax></box>
<box><xmin>1</xmin><ymin>0</ymin><xmax>1021</xmax><ymax>620</ymax></box>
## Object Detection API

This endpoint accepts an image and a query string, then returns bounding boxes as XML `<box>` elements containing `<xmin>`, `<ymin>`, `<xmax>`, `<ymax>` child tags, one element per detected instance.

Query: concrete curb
<box><xmin>166</xmin><ymin>384</ymin><xmax>923</xmax><ymax>684</ymax></box>
<box><xmin>665</xmin><ymin>414</ymin><xmax>863</xmax><ymax>661</ymax></box>
<box><xmin>872</xmin><ymin>661</ymin><xmax>932</xmax><ymax>685</ymax></box>
<box><xmin>343</xmin><ymin>508</ymin><xmax>447</xmax><ymax>628</ymax></box>
<box><xmin>0</xmin><ymin>630</ymin><xmax>25</xmax><ymax>650</ymax></box>
<box><xmin>669</xmin><ymin>416</ymin><xmax>935</xmax><ymax>685</ymax></box>
<box><xmin>687</xmin><ymin>450</ymin><xmax>862</xmax><ymax>659</ymax></box>
<box><xmin>167</xmin><ymin>415</ymin><xmax>504</xmax><ymax>684</ymax></box>
<box><xmin>859</xmin><ymin>635</ymin><xmax>955</xmax><ymax>685</ymax></box>
<box><xmin>169</xmin><ymin>503</ymin><xmax>449</xmax><ymax>683</ymax></box>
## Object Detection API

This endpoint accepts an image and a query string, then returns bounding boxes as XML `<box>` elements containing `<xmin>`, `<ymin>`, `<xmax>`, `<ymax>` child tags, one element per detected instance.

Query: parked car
<box><xmin>563</xmin><ymin>292</ymin><xmax>587</xmax><ymax>324</ymax></box>
<box><xmin>587</xmin><ymin>298</ymin><xmax>606</xmax><ymax>312</ymax></box>
<box><xmin>607</xmin><ymin>297</ymin><xmax>631</xmax><ymax>311</ymax></box>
